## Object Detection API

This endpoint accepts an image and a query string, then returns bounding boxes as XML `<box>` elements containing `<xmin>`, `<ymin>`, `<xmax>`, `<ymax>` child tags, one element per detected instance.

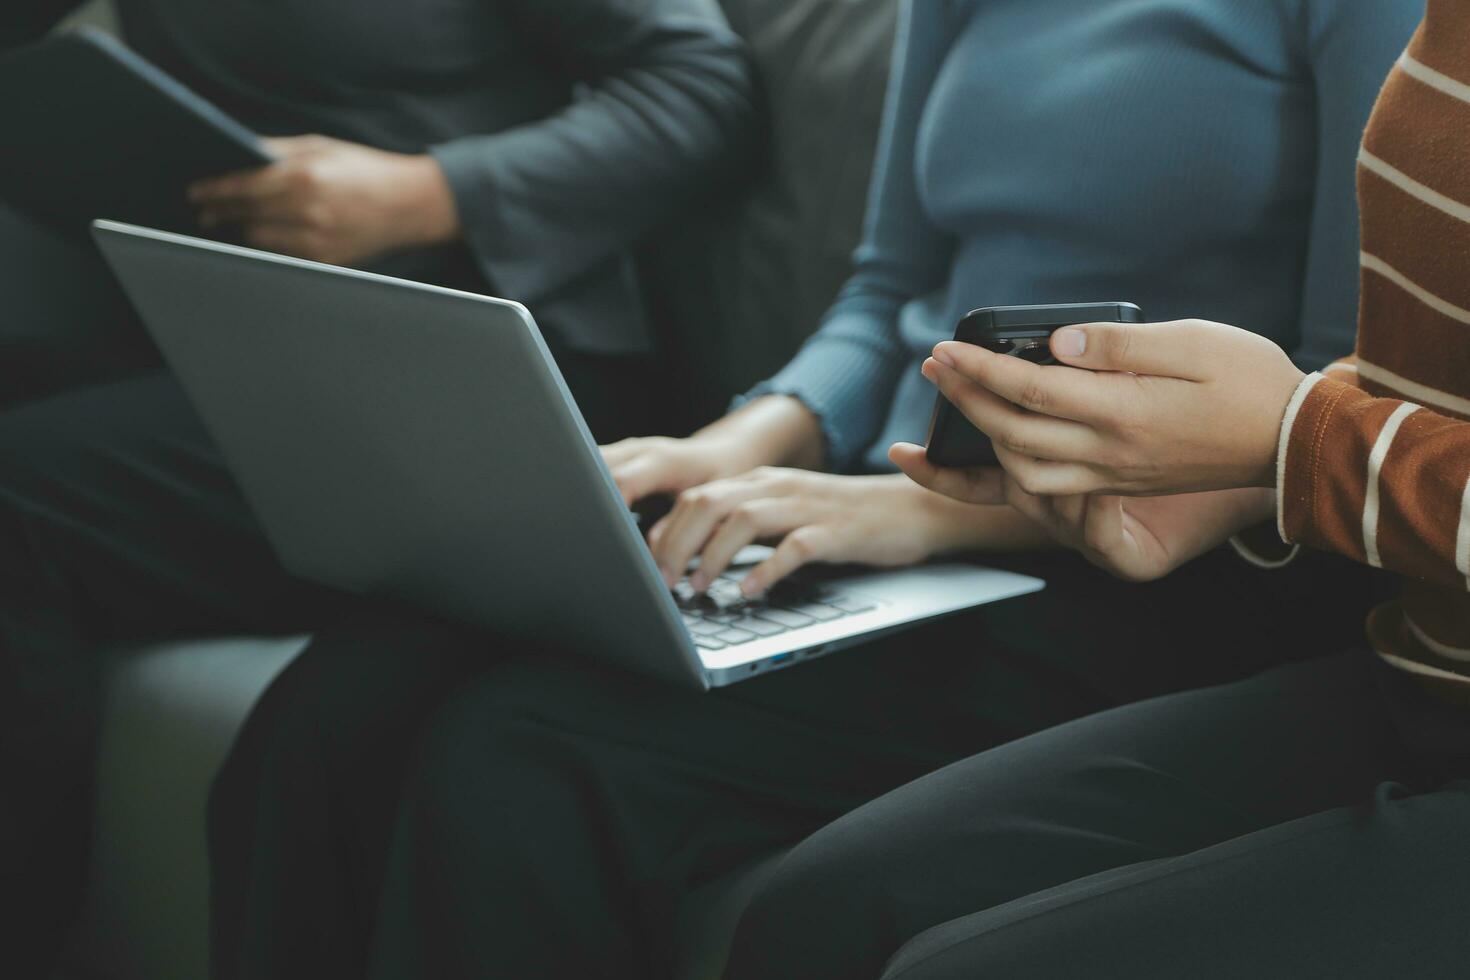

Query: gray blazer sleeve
<box><xmin>429</xmin><ymin>0</ymin><xmax>759</xmax><ymax>308</ymax></box>
<box><xmin>2</xmin><ymin>0</ymin><xmax>86</xmax><ymax>48</ymax></box>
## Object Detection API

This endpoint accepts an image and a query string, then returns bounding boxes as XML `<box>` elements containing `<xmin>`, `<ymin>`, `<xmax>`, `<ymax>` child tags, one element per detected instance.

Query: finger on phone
<box><xmin>991</xmin><ymin>445</ymin><xmax>1102</xmax><ymax>498</ymax></box>
<box><xmin>930</xmin><ymin>342</ymin><xmax>1108</xmax><ymax>423</ymax></box>
<box><xmin>889</xmin><ymin>442</ymin><xmax>1006</xmax><ymax>505</ymax></box>
<box><xmin>1047</xmin><ymin>321</ymin><xmax>1213</xmax><ymax>381</ymax></box>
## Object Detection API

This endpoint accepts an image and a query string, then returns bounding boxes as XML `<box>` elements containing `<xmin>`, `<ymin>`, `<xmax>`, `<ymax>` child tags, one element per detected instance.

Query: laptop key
<box><xmin>754</xmin><ymin>608</ymin><xmax>815</xmax><ymax>629</ymax></box>
<box><xmin>687</xmin><ymin>619</ymin><xmax>725</xmax><ymax>636</ymax></box>
<box><xmin>790</xmin><ymin>602</ymin><xmax>843</xmax><ymax>622</ymax></box>
<box><xmin>713</xmin><ymin>627</ymin><xmax>757</xmax><ymax>644</ymax></box>
<box><xmin>729</xmin><ymin>615</ymin><xmax>785</xmax><ymax>638</ymax></box>
<box><xmin>694</xmin><ymin>636</ymin><xmax>727</xmax><ymax>650</ymax></box>
<box><xmin>823</xmin><ymin>594</ymin><xmax>878</xmax><ymax>614</ymax></box>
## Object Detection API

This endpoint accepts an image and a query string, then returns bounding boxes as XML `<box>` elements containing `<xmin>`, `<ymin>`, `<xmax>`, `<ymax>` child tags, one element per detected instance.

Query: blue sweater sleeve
<box><xmin>1289</xmin><ymin>0</ymin><xmax>1422</xmax><ymax>370</ymax></box>
<box><xmin>740</xmin><ymin>0</ymin><xmax>957</xmax><ymax>472</ymax></box>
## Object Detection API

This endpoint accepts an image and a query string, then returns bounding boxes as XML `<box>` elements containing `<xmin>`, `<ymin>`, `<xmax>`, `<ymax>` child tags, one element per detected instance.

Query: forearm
<box><xmin>379</xmin><ymin>153</ymin><xmax>460</xmax><ymax>251</ymax></box>
<box><xmin>695</xmin><ymin>395</ymin><xmax>825</xmax><ymax>473</ymax></box>
<box><xmin>860</xmin><ymin>472</ymin><xmax>1056</xmax><ymax>556</ymax></box>
<box><xmin>923</xmin><ymin>492</ymin><xmax>1057</xmax><ymax>555</ymax></box>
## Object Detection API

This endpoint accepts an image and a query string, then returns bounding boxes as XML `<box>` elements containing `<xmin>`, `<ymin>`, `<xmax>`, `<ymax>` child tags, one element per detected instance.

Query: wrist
<box><xmin>1252</xmin><ymin>366</ymin><xmax>1309</xmax><ymax>488</ymax></box>
<box><xmin>696</xmin><ymin>396</ymin><xmax>824</xmax><ymax>475</ymax></box>
<box><xmin>905</xmin><ymin>481</ymin><xmax>1053</xmax><ymax>555</ymax></box>
<box><xmin>1229</xmin><ymin>486</ymin><xmax>1278</xmax><ymax>530</ymax></box>
<box><xmin>391</xmin><ymin>154</ymin><xmax>460</xmax><ymax>248</ymax></box>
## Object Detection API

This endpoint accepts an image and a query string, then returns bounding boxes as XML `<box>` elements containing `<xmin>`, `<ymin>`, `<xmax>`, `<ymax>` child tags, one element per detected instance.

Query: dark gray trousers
<box><xmin>209</xmin><ymin>545</ymin><xmax>1380</xmax><ymax>979</ymax></box>
<box><xmin>725</xmin><ymin>651</ymin><xmax>1470</xmax><ymax>979</ymax></box>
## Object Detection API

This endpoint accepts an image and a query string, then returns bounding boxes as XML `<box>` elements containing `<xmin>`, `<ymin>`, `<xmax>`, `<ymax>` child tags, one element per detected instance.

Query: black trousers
<box><xmin>725</xmin><ymin>651</ymin><xmax>1470</xmax><ymax>979</ymax></box>
<box><xmin>208</xmin><ymin>540</ymin><xmax>1379</xmax><ymax>978</ymax></box>
<box><xmin>0</xmin><ymin>194</ymin><xmax>661</xmax><ymax>972</ymax></box>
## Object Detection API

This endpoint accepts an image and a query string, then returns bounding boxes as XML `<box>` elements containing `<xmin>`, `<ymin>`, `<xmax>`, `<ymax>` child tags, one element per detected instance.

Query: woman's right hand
<box><xmin>602</xmin><ymin>435</ymin><xmax>755</xmax><ymax>506</ymax></box>
<box><xmin>600</xmin><ymin>395</ymin><xmax>827</xmax><ymax>507</ymax></box>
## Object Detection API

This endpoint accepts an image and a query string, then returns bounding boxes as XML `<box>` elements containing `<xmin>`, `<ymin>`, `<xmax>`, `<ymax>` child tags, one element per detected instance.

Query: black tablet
<box><xmin>0</xmin><ymin>28</ymin><xmax>274</xmax><ymax>234</ymax></box>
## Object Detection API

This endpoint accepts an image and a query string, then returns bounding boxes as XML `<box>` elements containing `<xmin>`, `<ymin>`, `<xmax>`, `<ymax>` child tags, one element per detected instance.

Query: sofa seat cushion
<box><xmin>76</xmin><ymin>637</ymin><xmax>308</xmax><ymax>979</ymax></box>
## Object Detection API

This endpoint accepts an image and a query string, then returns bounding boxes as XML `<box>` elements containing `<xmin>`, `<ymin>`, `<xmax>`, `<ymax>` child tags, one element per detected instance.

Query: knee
<box><xmin>398</xmin><ymin>658</ymin><xmax>654</xmax><ymax>846</ymax></box>
<box><xmin>879</xmin><ymin>915</ymin><xmax>1018</xmax><ymax>980</ymax></box>
<box><xmin>211</xmin><ymin>624</ymin><xmax>480</xmax><ymax>802</ymax></box>
<box><xmin>726</xmin><ymin>817</ymin><xmax>901</xmax><ymax>980</ymax></box>
<box><xmin>405</xmin><ymin>659</ymin><xmax>574</xmax><ymax>797</ymax></box>
<box><xmin>207</xmin><ymin>647</ymin><xmax>323</xmax><ymax>828</ymax></box>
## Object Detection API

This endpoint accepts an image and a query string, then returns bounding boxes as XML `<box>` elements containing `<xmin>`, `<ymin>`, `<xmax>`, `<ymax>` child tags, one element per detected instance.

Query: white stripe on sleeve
<box><xmin>1363</xmin><ymin>402</ymin><xmax>1422</xmax><ymax>568</ymax></box>
<box><xmin>1399</xmin><ymin>52</ymin><xmax>1470</xmax><ymax>107</ymax></box>
<box><xmin>1359</xmin><ymin>149</ymin><xmax>1470</xmax><ymax>227</ymax></box>
<box><xmin>1276</xmin><ymin>372</ymin><xmax>1327</xmax><ymax>543</ymax></box>
<box><xmin>1456</xmin><ymin>476</ymin><xmax>1470</xmax><ymax>592</ymax></box>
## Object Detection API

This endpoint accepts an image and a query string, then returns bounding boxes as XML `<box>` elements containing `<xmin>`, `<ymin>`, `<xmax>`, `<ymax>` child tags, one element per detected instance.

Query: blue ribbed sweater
<box><xmin>748</xmin><ymin>0</ymin><xmax>1421</xmax><ymax>473</ymax></box>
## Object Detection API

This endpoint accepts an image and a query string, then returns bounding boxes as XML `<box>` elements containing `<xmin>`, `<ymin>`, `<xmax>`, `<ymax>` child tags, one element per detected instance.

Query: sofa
<box><xmin>58</xmin><ymin>1</ymin><xmax>900</xmax><ymax>977</ymax></box>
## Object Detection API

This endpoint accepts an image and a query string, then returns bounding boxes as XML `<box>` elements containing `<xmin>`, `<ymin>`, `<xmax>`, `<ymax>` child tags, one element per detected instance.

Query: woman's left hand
<box><xmin>912</xmin><ymin>319</ymin><xmax>1305</xmax><ymax>498</ymax></box>
<box><xmin>646</xmin><ymin>469</ymin><xmax>975</xmax><ymax>597</ymax></box>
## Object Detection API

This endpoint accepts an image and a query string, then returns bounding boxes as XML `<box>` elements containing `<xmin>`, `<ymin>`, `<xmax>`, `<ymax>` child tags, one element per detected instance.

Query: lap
<box><xmin>366</xmin><ymin>635</ymin><xmax>1000</xmax><ymax>978</ymax></box>
<box><xmin>373</xmin><ymin>547</ymin><xmax>1379</xmax><ymax>907</ymax></box>
<box><xmin>0</xmin><ymin>371</ymin><xmax>347</xmax><ymax>645</ymax></box>
<box><xmin>0</xmin><ymin>372</ymin><xmax>353</xmax><ymax>761</ymax></box>
<box><xmin>726</xmin><ymin>652</ymin><xmax>1412</xmax><ymax>980</ymax></box>
<box><xmin>401</xmin><ymin>621</ymin><xmax>1005</xmax><ymax>878</ymax></box>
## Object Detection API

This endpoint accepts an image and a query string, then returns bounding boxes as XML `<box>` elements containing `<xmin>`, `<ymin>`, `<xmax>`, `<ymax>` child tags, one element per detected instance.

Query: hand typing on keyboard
<box><xmin>645</xmin><ymin>468</ymin><xmax>969</xmax><ymax>598</ymax></box>
<box><xmin>671</xmin><ymin>568</ymin><xmax>877</xmax><ymax>652</ymax></box>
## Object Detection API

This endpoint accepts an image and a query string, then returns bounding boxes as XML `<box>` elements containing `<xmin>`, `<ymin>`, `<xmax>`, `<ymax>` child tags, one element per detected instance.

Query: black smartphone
<box><xmin>924</xmin><ymin>302</ymin><xmax>1144</xmax><ymax>468</ymax></box>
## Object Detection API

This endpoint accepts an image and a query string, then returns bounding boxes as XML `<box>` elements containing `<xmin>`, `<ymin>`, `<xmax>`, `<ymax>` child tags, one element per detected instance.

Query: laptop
<box><xmin>0</xmin><ymin>29</ymin><xmax>272</xmax><ymax>233</ymax></box>
<box><xmin>92</xmin><ymin>220</ymin><xmax>1044</xmax><ymax>690</ymax></box>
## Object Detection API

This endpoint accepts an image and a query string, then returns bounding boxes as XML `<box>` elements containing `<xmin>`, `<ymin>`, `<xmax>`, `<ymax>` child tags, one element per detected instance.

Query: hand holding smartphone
<box><xmin>924</xmin><ymin>302</ymin><xmax>1144</xmax><ymax>468</ymax></box>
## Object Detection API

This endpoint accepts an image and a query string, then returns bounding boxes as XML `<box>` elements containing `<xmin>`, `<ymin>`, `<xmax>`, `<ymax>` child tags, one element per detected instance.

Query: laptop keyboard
<box><xmin>673</xmin><ymin>571</ymin><xmax>878</xmax><ymax>651</ymax></box>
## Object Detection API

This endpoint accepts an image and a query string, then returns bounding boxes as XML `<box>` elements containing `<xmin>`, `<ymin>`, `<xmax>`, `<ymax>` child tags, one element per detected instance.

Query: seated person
<box><xmin>727</xmin><ymin>3</ymin><xmax>1470</xmax><ymax>975</ymax></box>
<box><xmin>202</xmin><ymin>1</ymin><xmax>1423</xmax><ymax>976</ymax></box>
<box><xmin>1</xmin><ymin>0</ymin><xmax>756</xmax><ymax>425</ymax></box>
<box><xmin>0</xmin><ymin>0</ymin><xmax>756</xmax><ymax>971</ymax></box>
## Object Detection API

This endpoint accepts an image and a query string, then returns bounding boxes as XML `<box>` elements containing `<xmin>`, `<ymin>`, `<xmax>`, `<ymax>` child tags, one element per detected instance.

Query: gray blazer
<box><xmin>6</xmin><ymin>0</ymin><xmax>760</xmax><ymax>354</ymax></box>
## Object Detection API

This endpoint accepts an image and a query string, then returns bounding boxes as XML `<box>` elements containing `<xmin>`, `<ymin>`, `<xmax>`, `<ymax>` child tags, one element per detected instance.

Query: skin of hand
<box><xmin>645</xmin><ymin>468</ymin><xmax>1050</xmax><ymax>597</ymax></box>
<box><xmin>601</xmin><ymin>395</ymin><xmax>827</xmax><ymax>508</ymax></box>
<box><xmin>606</xmin><ymin>396</ymin><xmax>1053</xmax><ymax>593</ymax></box>
<box><xmin>187</xmin><ymin>135</ymin><xmax>460</xmax><ymax>266</ymax></box>
<box><xmin>898</xmin><ymin>319</ymin><xmax>1306</xmax><ymax>500</ymax></box>
<box><xmin>995</xmin><ymin>476</ymin><xmax>1276</xmax><ymax>583</ymax></box>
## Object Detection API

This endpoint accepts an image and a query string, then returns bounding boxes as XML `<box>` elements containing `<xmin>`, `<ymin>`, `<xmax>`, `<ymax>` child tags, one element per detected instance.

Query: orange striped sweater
<box><xmin>1278</xmin><ymin>1</ymin><xmax>1470</xmax><ymax>700</ymax></box>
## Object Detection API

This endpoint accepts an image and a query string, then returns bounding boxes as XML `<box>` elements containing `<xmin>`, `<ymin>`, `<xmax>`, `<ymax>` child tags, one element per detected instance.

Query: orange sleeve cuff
<box><xmin>1278</xmin><ymin>374</ymin><xmax>1377</xmax><ymax>563</ymax></box>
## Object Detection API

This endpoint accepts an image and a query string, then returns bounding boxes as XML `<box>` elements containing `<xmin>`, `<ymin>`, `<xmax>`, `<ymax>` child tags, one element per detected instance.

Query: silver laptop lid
<box><xmin>92</xmin><ymin>220</ymin><xmax>708</xmax><ymax>691</ymax></box>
